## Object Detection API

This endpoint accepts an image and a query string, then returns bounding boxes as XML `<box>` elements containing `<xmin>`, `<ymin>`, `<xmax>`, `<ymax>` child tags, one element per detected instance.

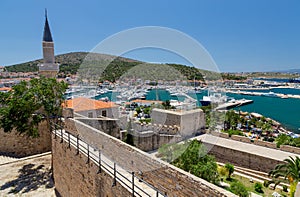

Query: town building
<box><xmin>38</xmin><ymin>10</ymin><xmax>59</xmax><ymax>78</ymax></box>
<box><xmin>64</xmin><ymin>97</ymin><xmax>119</xmax><ymax>119</ymax></box>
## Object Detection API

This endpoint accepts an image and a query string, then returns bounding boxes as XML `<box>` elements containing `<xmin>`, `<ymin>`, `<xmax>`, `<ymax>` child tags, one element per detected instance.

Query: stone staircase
<box><xmin>0</xmin><ymin>155</ymin><xmax>19</xmax><ymax>165</ymax></box>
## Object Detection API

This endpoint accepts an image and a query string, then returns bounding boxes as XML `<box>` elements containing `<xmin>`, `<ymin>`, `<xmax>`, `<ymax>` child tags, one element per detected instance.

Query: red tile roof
<box><xmin>0</xmin><ymin>87</ymin><xmax>12</xmax><ymax>92</ymax></box>
<box><xmin>64</xmin><ymin>97</ymin><xmax>117</xmax><ymax>112</ymax></box>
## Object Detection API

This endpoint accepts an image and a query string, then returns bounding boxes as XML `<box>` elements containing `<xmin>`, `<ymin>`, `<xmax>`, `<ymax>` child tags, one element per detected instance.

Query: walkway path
<box><xmin>0</xmin><ymin>153</ymin><xmax>55</xmax><ymax>196</ymax></box>
<box><xmin>194</xmin><ymin>134</ymin><xmax>299</xmax><ymax>161</ymax></box>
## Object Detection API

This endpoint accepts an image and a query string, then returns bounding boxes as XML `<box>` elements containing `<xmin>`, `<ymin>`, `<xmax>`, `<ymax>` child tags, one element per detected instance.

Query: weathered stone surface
<box><xmin>52</xmin><ymin>137</ymin><xmax>132</xmax><ymax>197</ymax></box>
<box><xmin>0</xmin><ymin>121</ymin><xmax>51</xmax><ymax>157</ymax></box>
<box><xmin>280</xmin><ymin>145</ymin><xmax>300</xmax><ymax>154</ymax></box>
<box><xmin>203</xmin><ymin>142</ymin><xmax>283</xmax><ymax>172</ymax></box>
<box><xmin>55</xmin><ymin>118</ymin><xmax>236</xmax><ymax>197</ymax></box>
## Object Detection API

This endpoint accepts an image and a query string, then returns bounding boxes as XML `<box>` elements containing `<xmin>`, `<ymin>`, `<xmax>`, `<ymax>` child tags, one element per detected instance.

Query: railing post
<box><xmin>86</xmin><ymin>144</ymin><xmax>90</xmax><ymax>164</ymax></box>
<box><xmin>98</xmin><ymin>151</ymin><xmax>102</xmax><ymax>173</ymax></box>
<box><xmin>54</xmin><ymin>123</ymin><xmax>57</xmax><ymax>139</ymax></box>
<box><xmin>112</xmin><ymin>163</ymin><xmax>116</xmax><ymax>187</ymax></box>
<box><xmin>132</xmin><ymin>172</ymin><xmax>135</xmax><ymax>197</ymax></box>
<box><xmin>60</xmin><ymin>128</ymin><xmax>63</xmax><ymax>143</ymax></box>
<box><xmin>76</xmin><ymin>135</ymin><xmax>79</xmax><ymax>155</ymax></box>
<box><xmin>156</xmin><ymin>191</ymin><xmax>159</xmax><ymax>197</ymax></box>
<box><xmin>68</xmin><ymin>132</ymin><xmax>71</xmax><ymax>148</ymax></box>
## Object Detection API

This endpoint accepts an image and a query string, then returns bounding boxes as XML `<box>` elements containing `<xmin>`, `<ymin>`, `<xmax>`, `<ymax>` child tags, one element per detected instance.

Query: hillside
<box><xmin>5</xmin><ymin>52</ymin><xmax>225</xmax><ymax>82</ymax></box>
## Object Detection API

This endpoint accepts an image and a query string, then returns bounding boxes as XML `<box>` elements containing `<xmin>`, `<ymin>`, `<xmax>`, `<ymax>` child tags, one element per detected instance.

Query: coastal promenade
<box><xmin>195</xmin><ymin>134</ymin><xmax>299</xmax><ymax>161</ymax></box>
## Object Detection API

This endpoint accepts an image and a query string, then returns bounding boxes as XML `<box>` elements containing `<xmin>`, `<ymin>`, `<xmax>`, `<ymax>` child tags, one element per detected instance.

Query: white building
<box><xmin>151</xmin><ymin>108</ymin><xmax>205</xmax><ymax>137</ymax></box>
<box><xmin>64</xmin><ymin>97</ymin><xmax>119</xmax><ymax>119</ymax></box>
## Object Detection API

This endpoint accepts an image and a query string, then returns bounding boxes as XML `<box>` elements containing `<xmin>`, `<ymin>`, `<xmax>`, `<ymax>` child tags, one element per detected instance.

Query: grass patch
<box><xmin>223</xmin><ymin>174</ymin><xmax>289</xmax><ymax>197</ymax></box>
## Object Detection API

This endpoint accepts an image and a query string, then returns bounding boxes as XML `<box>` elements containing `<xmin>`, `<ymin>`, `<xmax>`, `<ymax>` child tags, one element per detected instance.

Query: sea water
<box><xmin>95</xmin><ymin>88</ymin><xmax>300</xmax><ymax>133</ymax></box>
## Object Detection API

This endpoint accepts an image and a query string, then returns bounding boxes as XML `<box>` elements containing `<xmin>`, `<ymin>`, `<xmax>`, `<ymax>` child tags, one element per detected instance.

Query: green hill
<box><xmin>5</xmin><ymin>52</ymin><xmax>225</xmax><ymax>82</ymax></box>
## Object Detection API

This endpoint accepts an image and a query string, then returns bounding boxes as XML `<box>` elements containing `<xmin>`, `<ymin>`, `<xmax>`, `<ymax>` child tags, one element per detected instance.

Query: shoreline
<box><xmin>233</xmin><ymin>110</ymin><xmax>299</xmax><ymax>137</ymax></box>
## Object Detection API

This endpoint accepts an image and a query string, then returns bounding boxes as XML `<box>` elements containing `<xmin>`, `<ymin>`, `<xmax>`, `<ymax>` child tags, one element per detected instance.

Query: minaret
<box><xmin>38</xmin><ymin>9</ymin><xmax>59</xmax><ymax>78</ymax></box>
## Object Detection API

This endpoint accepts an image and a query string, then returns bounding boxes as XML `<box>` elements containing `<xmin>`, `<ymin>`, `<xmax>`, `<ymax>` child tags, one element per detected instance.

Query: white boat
<box><xmin>200</xmin><ymin>91</ymin><xmax>227</xmax><ymax>106</ymax></box>
<box><xmin>261</xmin><ymin>91</ymin><xmax>279</xmax><ymax>97</ymax></box>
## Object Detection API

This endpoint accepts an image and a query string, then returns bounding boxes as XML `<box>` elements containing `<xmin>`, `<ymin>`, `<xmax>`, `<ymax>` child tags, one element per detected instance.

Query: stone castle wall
<box><xmin>52</xmin><ymin>136</ymin><xmax>132</xmax><ymax>197</ymax></box>
<box><xmin>0</xmin><ymin>121</ymin><xmax>51</xmax><ymax>157</ymax></box>
<box><xmin>131</xmin><ymin>130</ymin><xmax>182</xmax><ymax>151</ymax></box>
<box><xmin>57</xmin><ymin>118</ymin><xmax>235</xmax><ymax>197</ymax></box>
<box><xmin>203</xmin><ymin>142</ymin><xmax>284</xmax><ymax>173</ymax></box>
<box><xmin>132</xmin><ymin>122</ymin><xmax>180</xmax><ymax>135</ymax></box>
<box><xmin>76</xmin><ymin>117</ymin><xmax>120</xmax><ymax>138</ymax></box>
<box><xmin>209</xmin><ymin>130</ymin><xmax>300</xmax><ymax>155</ymax></box>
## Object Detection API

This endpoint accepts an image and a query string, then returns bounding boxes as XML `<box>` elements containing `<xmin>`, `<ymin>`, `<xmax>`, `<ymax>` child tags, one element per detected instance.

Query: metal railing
<box><xmin>51</xmin><ymin>122</ymin><xmax>166</xmax><ymax>197</ymax></box>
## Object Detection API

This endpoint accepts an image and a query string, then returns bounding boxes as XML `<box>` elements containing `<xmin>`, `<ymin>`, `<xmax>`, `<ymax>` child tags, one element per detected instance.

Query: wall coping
<box><xmin>72</xmin><ymin>118</ymin><xmax>236</xmax><ymax>196</ymax></box>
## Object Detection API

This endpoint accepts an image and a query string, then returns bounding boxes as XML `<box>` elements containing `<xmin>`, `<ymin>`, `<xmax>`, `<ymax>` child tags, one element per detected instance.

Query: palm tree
<box><xmin>269</xmin><ymin>156</ymin><xmax>300</xmax><ymax>190</ymax></box>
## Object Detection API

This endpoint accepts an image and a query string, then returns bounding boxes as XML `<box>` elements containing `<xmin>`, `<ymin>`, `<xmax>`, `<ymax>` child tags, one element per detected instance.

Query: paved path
<box><xmin>56</xmin><ymin>129</ymin><xmax>164</xmax><ymax>197</ymax></box>
<box><xmin>195</xmin><ymin>134</ymin><xmax>299</xmax><ymax>161</ymax></box>
<box><xmin>0</xmin><ymin>153</ymin><xmax>55</xmax><ymax>197</ymax></box>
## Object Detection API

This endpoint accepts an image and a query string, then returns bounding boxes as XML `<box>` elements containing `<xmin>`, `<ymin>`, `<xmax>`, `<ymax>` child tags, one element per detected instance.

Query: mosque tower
<box><xmin>38</xmin><ymin>10</ymin><xmax>59</xmax><ymax>78</ymax></box>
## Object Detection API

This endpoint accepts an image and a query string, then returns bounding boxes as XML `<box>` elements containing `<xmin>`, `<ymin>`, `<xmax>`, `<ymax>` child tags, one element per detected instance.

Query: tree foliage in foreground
<box><xmin>269</xmin><ymin>156</ymin><xmax>300</xmax><ymax>196</ymax></box>
<box><xmin>0</xmin><ymin>77</ymin><xmax>68</xmax><ymax>137</ymax></box>
<box><xmin>158</xmin><ymin>140</ymin><xmax>220</xmax><ymax>184</ymax></box>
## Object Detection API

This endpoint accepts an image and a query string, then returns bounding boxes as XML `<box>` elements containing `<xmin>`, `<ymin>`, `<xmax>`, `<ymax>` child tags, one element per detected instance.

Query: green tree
<box><xmin>275</xmin><ymin>134</ymin><xmax>293</xmax><ymax>148</ymax></box>
<box><xmin>269</xmin><ymin>156</ymin><xmax>300</xmax><ymax>192</ymax></box>
<box><xmin>225</xmin><ymin>110</ymin><xmax>240</xmax><ymax>130</ymax></box>
<box><xmin>169</xmin><ymin>140</ymin><xmax>220</xmax><ymax>184</ymax></box>
<box><xmin>254</xmin><ymin>182</ymin><xmax>263</xmax><ymax>193</ymax></box>
<box><xmin>0</xmin><ymin>77</ymin><xmax>67</xmax><ymax>137</ymax></box>
<box><xmin>224</xmin><ymin>163</ymin><xmax>235</xmax><ymax>179</ymax></box>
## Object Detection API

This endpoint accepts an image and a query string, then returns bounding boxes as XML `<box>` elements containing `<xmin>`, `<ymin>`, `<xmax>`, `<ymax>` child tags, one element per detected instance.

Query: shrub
<box><xmin>218</xmin><ymin>166</ymin><xmax>228</xmax><ymax>177</ymax></box>
<box><xmin>224</xmin><ymin>163</ymin><xmax>234</xmax><ymax>179</ymax></box>
<box><xmin>263</xmin><ymin>180</ymin><xmax>271</xmax><ymax>188</ymax></box>
<box><xmin>254</xmin><ymin>182</ymin><xmax>263</xmax><ymax>193</ymax></box>
<box><xmin>282</xmin><ymin>185</ymin><xmax>288</xmax><ymax>192</ymax></box>
<box><xmin>230</xmin><ymin>181</ymin><xmax>249</xmax><ymax>197</ymax></box>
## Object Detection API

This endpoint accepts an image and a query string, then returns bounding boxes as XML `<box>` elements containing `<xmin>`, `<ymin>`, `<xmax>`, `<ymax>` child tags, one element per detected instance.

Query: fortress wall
<box><xmin>58</xmin><ymin>118</ymin><xmax>235</xmax><ymax>197</ymax></box>
<box><xmin>280</xmin><ymin>145</ymin><xmax>300</xmax><ymax>154</ymax></box>
<box><xmin>52</xmin><ymin>136</ymin><xmax>132</xmax><ymax>197</ymax></box>
<box><xmin>203</xmin><ymin>142</ymin><xmax>284</xmax><ymax>172</ymax></box>
<box><xmin>209</xmin><ymin>130</ymin><xmax>299</xmax><ymax>155</ymax></box>
<box><xmin>0</xmin><ymin>121</ymin><xmax>51</xmax><ymax>157</ymax></box>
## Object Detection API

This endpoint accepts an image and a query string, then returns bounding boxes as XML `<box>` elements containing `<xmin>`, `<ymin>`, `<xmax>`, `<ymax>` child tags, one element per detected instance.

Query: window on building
<box><xmin>102</xmin><ymin>110</ymin><xmax>107</xmax><ymax>117</ymax></box>
<box><xmin>88</xmin><ymin>112</ymin><xmax>93</xmax><ymax>118</ymax></box>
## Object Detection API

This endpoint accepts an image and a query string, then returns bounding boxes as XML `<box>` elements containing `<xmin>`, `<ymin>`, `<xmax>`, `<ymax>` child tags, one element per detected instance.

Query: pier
<box><xmin>227</xmin><ymin>90</ymin><xmax>300</xmax><ymax>99</ymax></box>
<box><xmin>215</xmin><ymin>99</ymin><xmax>253</xmax><ymax>110</ymax></box>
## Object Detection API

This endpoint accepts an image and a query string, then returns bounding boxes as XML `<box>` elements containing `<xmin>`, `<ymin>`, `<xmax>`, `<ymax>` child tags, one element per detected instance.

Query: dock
<box><xmin>227</xmin><ymin>90</ymin><xmax>300</xmax><ymax>99</ymax></box>
<box><xmin>215</xmin><ymin>99</ymin><xmax>253</xmax><ymax>110</ymax></box>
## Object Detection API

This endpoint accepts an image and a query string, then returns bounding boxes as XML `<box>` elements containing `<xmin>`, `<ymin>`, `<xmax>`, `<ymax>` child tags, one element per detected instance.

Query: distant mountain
<box><xmin>5</xmin><ymin>52</ymin><xmax>233</xmax><ymax>82</ymax></box>
<box><xmin>5</xmin><ymin>52</ymin><xmax>140</xmax><ymax>74</ymax></box>
<box><xmin>270</xmin><ymin>68</ymin><xmax>300</xmax><ymax>74</ymax></box>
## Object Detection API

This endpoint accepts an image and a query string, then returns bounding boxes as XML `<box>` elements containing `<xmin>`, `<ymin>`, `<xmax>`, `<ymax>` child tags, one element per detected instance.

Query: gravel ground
<box><xmin>0</xmin><ymin>153</ymin><xmax>55</xmax><ymax>197</ymax></box>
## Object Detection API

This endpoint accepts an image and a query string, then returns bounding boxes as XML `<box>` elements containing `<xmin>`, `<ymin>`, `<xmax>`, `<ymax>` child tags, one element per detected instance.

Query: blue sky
<box><xmin>0</xmin><ymin>0</ymin><xmax>299</xmax><ymax>72</ymax></box>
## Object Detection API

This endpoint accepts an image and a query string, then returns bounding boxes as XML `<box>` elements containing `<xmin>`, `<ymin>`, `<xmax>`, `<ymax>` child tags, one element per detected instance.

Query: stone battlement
<box><xmin>132</xmin><ymin>122</ymin><xmax>180</xmax><ymax>135</ymax></box>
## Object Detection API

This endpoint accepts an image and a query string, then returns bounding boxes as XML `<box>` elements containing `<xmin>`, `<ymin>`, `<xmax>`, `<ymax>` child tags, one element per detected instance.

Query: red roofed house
<box><xmin>64</xmin><ymin>97</ymin><xmax>119</xmax><ymax>119</ymax></box>
<box><xmin>0</xmin><ymin>87</ymin><xmax>12</xmax><ymax>93</ymax></box>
